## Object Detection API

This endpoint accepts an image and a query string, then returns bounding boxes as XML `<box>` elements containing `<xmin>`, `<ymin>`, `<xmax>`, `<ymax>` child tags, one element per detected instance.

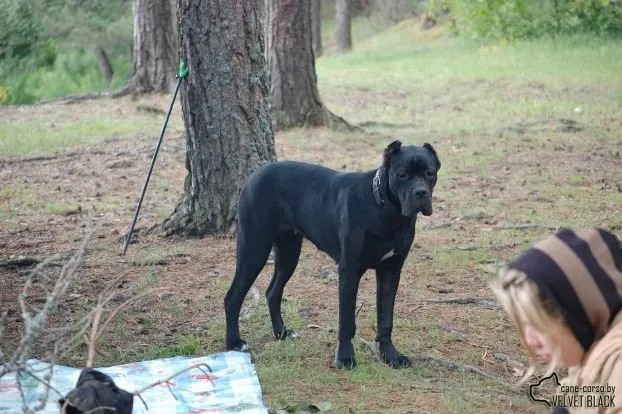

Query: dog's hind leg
<box><xmin>224</xmin><ymin>223</ymin><xmax>274</xmax><ymax>352</ymax></box>
<box><xmin>266</xmin><ymin>230</ymin><xmax>303</xmax><ymax>340</ymax></box>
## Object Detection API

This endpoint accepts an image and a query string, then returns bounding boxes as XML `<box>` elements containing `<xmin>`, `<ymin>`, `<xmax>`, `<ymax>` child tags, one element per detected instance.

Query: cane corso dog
<box><xmin>224</xmin><ymin>140</ymin><xmax>441</xmax><ymax>369</ymax></box>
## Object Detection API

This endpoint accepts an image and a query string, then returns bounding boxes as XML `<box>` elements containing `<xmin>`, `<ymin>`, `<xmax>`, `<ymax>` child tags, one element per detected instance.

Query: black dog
<box><xmin>224</xmin><ymin>140</ymin><xmax>441</xmax><ymax>368</ymax></box>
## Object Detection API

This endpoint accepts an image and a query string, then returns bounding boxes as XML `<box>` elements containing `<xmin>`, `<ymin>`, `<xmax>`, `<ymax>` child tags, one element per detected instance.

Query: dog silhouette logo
<box><xmin>530</xmin><ymin>372</ymin><xmax>561</xmax><ymax>407</ymax></box>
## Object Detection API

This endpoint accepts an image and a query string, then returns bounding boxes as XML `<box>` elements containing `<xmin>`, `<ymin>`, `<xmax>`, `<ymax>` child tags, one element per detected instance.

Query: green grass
<box><xmin>0</xmin><ymin>117</ymin><xmax>154</xmax><ymax>157</ymax></box>
<box><xmin>0</xmin><ymin>184</ymin><xmax>76</xmax><ymax>218</ymax></box>
<box><xmin>317</xmin><ymin>20</ymin><xmax>622</xmax><ymax>142</ymax></box>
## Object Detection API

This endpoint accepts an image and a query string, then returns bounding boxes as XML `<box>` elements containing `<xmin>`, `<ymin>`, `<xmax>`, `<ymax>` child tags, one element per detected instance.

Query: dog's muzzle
<box><xmin>403</xmin><ymin>189</ymin><xmax>433</xmax><ymax>217</ymax></box>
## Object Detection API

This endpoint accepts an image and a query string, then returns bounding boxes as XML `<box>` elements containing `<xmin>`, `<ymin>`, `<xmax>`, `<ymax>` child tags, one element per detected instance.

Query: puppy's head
<box><xmin>383</xmin><ymin>140</ymin><xmax>441</xmax><ymax>217</ymax></box>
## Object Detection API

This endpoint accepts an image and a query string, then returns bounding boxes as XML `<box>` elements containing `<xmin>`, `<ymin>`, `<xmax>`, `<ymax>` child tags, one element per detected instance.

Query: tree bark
<box><xmin>265</xmin><ymin>0</ymin><xmax>356</xmax><ymax>131</ymax></box>
<box><xmin>335</xmin><ymin>0</ymin><xmax>352</xmax><ymax>53</ymax></box>
<box><xmin>164</xmin><ymin>0</ymin><xmax>276</xmax><ymax>236</ymax></box>
<box><xmin>94</xmin><ymin>46</ymin><xmax>114</xmax><ymax>85</ymax></box>
<box><xmin>311</xmin><ymin>0</ymin><xmax>322</xmax><ymax>57</ymax></box>
<box><xmin>127</xmin><ymin>0</ymin><xmax>176</xmax><ymax>93</ymax></box>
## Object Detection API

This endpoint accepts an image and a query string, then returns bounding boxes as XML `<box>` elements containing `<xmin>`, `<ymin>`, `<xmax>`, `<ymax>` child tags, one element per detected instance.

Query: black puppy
<box><xmin>224</xmin><ymin>140</ymin><xmax>441</xmax><ymax>368</ymax></box>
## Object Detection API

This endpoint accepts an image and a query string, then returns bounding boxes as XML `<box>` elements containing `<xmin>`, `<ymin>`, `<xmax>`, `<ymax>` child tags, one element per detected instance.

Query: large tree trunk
<box><xmin>164</xmin><ymin>0</ymin><xmax>276</xmax><ymax>236</ymax></box>
<box><xmin>93</xmin><ymin>46</ymin><xmax>114</xmax><ymax>85</ymax></box>
<box><xmin>311</xmin><ymin>0</ymin><xmax>322</xmax><ymax>57</ymax></box>
<box><xmin>264</xmin><ymin>0</ymin><xmax>324</xmax><ymax>130</ymax></box>
<box><xmin>335</xmin><ymin>0</ymin><xmax>352</xmax><ymax>53</ymax></box>
<box><xmin>127</xmin><ymin>0</ymin><xmax>176</xmax><ymax>93</ymax></box>
<box><xmin>265</xmin><ymin>0</ymin><xmax>355</xmax><ymax>131</ymax></box>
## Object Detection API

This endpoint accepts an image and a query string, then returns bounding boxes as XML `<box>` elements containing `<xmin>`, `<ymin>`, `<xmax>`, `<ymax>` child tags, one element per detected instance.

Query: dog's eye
<box><xmin>398</xmin><ymin>171</ymin><xmax>409</xmax><ymax>180</ymax></box>
<box><xmin>425</xmin><ymin>170</ymin><xmax>435</xmax><ymax>178</ymax></box>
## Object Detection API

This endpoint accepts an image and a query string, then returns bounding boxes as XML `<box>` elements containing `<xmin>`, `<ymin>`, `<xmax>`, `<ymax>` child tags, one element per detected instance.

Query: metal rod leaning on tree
<box><xmin>122</xmin><ymin>61</ymin><xmax>189</xmax><ymax>255</ymax></box>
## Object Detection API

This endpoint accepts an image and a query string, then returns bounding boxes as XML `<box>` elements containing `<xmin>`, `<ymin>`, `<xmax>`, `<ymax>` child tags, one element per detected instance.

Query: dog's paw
<box><xmin>383</xmin><ymin>353</ymin><xmax>413</xmax><ymax>369</ymax></box>
<box><xmin>334</xmin><ymin>343</ymin><xmax>357</xmax><ymax>370</ymax></box>
<box><xmin>226</xmin><ymin>339</ymin><xmax>250</xmax><ymax>352</ymax></box>
<box><xmin>275</xmin><ymin>328</ymin><xmax>299</xmax><ymax>340</ymax></box>
<box><xmin>379</xmin><ymin>343</ymin><xmax>413</xmax><ymax>369</ymax></box>
<box><xmin>334</xmin><ymin>355</ymin><xmax>357</xmax><ymax>370</ymax></box>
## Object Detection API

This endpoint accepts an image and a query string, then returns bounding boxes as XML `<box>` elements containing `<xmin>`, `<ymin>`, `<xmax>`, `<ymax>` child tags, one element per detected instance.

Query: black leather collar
<box><xmin>372</xmin><ymin>167</ymin><xmax>402</xmax><ymax>215</ymax></box>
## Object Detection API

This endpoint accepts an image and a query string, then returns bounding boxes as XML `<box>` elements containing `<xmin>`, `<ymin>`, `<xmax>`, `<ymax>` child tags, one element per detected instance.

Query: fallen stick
<box><xmin>413</xmin><ymin>297</ymin><xmax>502</xmax><ymax>310</ymax></box>
<box><xmin>357</xmin><ymin>121</ymin><xmax>419</xmax><ymax>129</ymax></box>
<box><xmin>355</xmin><ymin>300</ymin><xmax>365</xmax><ymax>317</ymax></box>
<box><xmin>0</xmin><ymin>257</ymin><xmax>42</xmax><ymax>268</ymax></box>
<box><xmin>493</xmin><ymin>222</ymin><xmax>559</xmax><ymax>231</ymax></box>
<box><xmin>427</xmin><ymin>212</ymin><xmax>487</xmax><ymax>230</ymax></box>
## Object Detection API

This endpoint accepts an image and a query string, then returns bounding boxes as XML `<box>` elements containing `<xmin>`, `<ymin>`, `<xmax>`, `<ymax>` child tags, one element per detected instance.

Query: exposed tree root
<box><xmin>358</xmin><ymin>338</ymin><xmax>503</xmax><ymax>382</ymax></box>
<box><xmin>0</xmin><ymin>257</ymin><xmax>42</xmax><ymax>268</ymax></box>
<box><xmin>413</xmin><ymin>297</ymin><xmax>502</xmax><ymax>310</ymax></box>
<box><xmin>35</xmin><ymin>84</ymin><xmax>137</xmax><ymax>106</ymax></box>
<box><xmin>323</xmin><ymin>108</ymin><xmax>367</xmax><ymax>133</ymax></box>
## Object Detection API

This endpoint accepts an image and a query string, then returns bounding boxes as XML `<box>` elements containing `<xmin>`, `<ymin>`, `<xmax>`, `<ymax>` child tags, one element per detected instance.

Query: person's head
<box><xmin>490</xmin><ymin>228</ymin><xmax>622</xmax><ymax>385</ymax></box>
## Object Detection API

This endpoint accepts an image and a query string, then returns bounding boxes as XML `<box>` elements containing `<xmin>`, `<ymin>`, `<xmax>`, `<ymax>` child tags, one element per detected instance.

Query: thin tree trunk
<box><xmin>335</xmin><ymin>0</ymin><xmax>352</xmax><ymax>53</ymax></box>
<box><xmin>127</xmin><ymin>0</ymin><xmax>176</xmax><ymax>93</ymax></box>
<box><xmin>94</xmin><ymin>47</ymin><xmax>114</xmax><ymax>85</ymax></box>
<box><xmin>311</xmin><ymin>0</ymin><xmax>322</xmax><ymax>57</ymax></box>
<box><xmin>373</xmin><ymin>0</ymin><xmax>400</xmax><ymax>25</ymax></box>
<box><xmin>164</xmin><ymin>0</ymin><xmax>276</xmax><ymax>236</ymax></box>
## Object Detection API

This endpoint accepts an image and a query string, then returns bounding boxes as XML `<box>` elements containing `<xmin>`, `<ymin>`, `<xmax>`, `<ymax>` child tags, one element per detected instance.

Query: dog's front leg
<box><xmin>375</xmin><ymin>257</ymin><xmax>412</xmax><ymax>368</ymax></box>
<box><xmin>334</xmin><ymin>264</ymin><xmax>362</xmax><ymax>369</ymax></box>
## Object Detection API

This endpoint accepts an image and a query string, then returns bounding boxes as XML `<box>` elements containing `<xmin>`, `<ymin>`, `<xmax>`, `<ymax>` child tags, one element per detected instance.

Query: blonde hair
<box><xmin>489</xmin><ymin>267</ymin><xmax>568</xmax><ymax>385</ymax></box>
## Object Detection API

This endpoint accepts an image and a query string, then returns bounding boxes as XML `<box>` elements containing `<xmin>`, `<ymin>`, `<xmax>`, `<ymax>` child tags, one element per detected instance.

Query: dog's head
<box><xmin>383</xmin><ymin>140</ymin><xmax>441</xmax><ymax>217</ymax></box>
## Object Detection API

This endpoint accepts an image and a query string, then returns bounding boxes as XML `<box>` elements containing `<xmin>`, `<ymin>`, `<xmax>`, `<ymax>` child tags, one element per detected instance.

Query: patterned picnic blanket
<box><xmin>0</xmin><ymin>351</ymin><xmax>268</xmax><ymax>413</ymax></box>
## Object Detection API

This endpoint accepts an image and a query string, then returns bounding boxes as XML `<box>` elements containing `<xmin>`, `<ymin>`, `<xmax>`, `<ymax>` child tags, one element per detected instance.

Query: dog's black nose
<box><xmin>415</xmin><ymin>189</ymin><xmax>429</xmax><ymax>198</ymax></box>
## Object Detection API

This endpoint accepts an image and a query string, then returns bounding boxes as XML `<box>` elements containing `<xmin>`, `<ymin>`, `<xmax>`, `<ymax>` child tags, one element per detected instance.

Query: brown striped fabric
<box><xmin>507</xmin><ymin>228</ymin><xmax>622</xmax><ymax>351</ymax></box>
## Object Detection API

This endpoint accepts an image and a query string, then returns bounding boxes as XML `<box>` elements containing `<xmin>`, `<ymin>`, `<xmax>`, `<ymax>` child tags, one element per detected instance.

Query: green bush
<box><xmin>428</xmin><ymin>0</ymin><xmax>622</xmax><ymax>41</ymax></box>
<box><xmin>0</xmin><ymin>49</ymin><xmax>129</xmax><ymax>104</ymax></box>
<box><xmin>0</xmin><ymin>0</ymin><xmax>132</xmax><ymax>105</ymax></box>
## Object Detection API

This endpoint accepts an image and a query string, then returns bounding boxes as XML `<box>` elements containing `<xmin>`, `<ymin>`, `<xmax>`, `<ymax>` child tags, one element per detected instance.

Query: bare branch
<box><xmin>1</xmin><ymin>223</ymin><xmax>96</xmax><ymax>413</ymax></box>
<box><xmin>85</xmin><ymin>287</ymin><xmax>158</xmax><ymax>368</ymax></box>
<box><xmin>94</xmin><ymin>289</ymin><xmax>158</xmax><ymax>344</ymax></box>
<box><xmin>10</xmin><ymin>230</ymin><xmax>93</xmax><ymax>368</ymax></box>
<box><xmin>132</xmin><ymin>363</ymin><xmax>213</xmax><ymax>404</ymax></box>
<box><xmin>84</xmin><ymin>407</ymin><xmax>118</xmax><ymax>413</ymax></box>
<box><xmin>23</xmin><ymin>369</ymin><xmax>64</xmax><ymax>399</ymax></box>
<box><xmin>86</xmin><ymin>306</ymin><xmax>104</xmax><ymax>368</ymax></box>
<box><xmin>355</xmin><ymin>300</ymin><xmax>365</xmax><ymax>317</ymax></box>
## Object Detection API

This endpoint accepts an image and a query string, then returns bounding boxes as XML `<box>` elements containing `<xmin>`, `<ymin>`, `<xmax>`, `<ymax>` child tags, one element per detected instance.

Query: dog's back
<box><xmin>238</xmin><ymin>161</ymin><xmax>367</xmax><ymax>260</ymax></box>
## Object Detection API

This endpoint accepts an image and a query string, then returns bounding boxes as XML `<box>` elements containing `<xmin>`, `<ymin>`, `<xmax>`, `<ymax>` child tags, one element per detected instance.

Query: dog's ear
<box><xmin>383</xmin><ymin>140</ymin><xmax>402</xmax><ymax>167</ymax></box>
<box><xmin>423</xmin><ymin>143</ymin><xmax>441</xmax><ymax>171</ymax></box>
